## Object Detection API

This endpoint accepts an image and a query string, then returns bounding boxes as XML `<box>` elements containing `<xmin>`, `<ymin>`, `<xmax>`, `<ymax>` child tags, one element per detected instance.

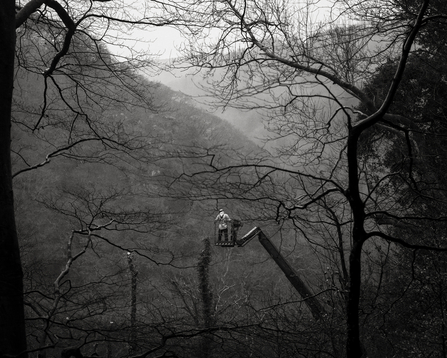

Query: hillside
<box><xmin>152</xmin><ymin>67</ymin><xmax>270</xmax><ymax>145</ymax></box>
<box><xmin>8</xmin><ymin>4</ymin><xmax>447</xmax><ymax>357</ymax></box>
<box><xmin>12</xmin><ymin>48</ymin><xmax>273</xmax><ymax>272</ymax></box>
<box><xmin>11</xmin><ymin>25</ymin><xmax>323</xmax><ymax>357</ymax></box>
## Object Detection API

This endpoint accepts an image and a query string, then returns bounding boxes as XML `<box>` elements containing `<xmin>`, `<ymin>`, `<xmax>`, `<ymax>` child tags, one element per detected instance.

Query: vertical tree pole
<box><xmin>197</xmin><ymin>238</ymin><xmax>214</xmax><ymax>358</ymax></box>
<box><xmin>0</xmin><ymin>2</ymin><xmax>28</xmax><ymax>356</ymax></box>
<box><xmin>127</xmin><ymin>252</ymin><xmax>137</xmax><ymax>355</ymax></box>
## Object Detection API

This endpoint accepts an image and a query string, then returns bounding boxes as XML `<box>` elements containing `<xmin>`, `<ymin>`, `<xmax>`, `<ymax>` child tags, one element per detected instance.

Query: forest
<box><xmin>2</xmin><ymin>0</ymin><xmax>447</xmax><ymax>358</ymax></box>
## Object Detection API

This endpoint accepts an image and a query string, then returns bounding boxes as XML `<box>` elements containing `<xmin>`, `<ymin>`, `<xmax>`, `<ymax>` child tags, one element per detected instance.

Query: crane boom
<box><xmin>236</xmin><ymin>227</ymin><xmax>326</xmax><ymax>321</ymax></box>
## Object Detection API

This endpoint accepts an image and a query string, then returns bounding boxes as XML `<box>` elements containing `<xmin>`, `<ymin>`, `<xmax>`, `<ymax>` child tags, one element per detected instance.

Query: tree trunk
<box><xmin>198</xmin><ymin>238</ymin><xmax>213</xmax><ymax>358</ymax></box>
<box><xmin>127</xmin><ymin>252</ymin><xmax>137</xmax><ymax>355</ymax></box>
<box><xmin>346</xmin><ymin>239</ymin><xmax>364</xmax><ymax>358</ymax></box>
<box><xmin>346</xmin><ymin>129</ymin><xmax>366</xmax><ymax>358</ymax></box>
<box><xmin>0</xmin><ymin>1</ymin><xmax>28</xmax><ymax>356</ymax></box>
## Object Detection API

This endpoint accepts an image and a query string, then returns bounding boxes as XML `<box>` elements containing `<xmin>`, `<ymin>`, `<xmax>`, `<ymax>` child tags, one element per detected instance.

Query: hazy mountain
<box><xmin>150</xmin><ymin>66</ymin><xmax>270</xmax><ymax>146</ymax></box>
<box><xmin>150</xmin><ymin>59</ymin><xmax>359</xmax><ymax>154</ymax></box>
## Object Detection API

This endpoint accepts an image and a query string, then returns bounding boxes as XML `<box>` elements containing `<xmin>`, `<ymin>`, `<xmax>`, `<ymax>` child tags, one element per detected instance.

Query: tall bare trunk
<box><xmin>198</xmin><ymin>238</ymin><xmax>213</xmax><ymax>358</ymax></box>
<box><xmin>346</xmin><ymin>129</ymin><xmax>366</xmax><ymax>358</ymax></box>
<box><xmin>127</xmin><ymin>252</ymin><xmax>137</xmax><ymax>354</ymax></box>
<box><xmin>0</xmin><ymin>2</ymin><xmax>28</xmax><ymax>356</ymax></box>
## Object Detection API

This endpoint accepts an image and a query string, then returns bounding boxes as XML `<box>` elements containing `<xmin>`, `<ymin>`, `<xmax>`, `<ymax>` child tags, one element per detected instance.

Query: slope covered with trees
<box><xmin>11</xmin><ymin>13</ymin><xmax>323</xmax><ymax>358</ymax></box>
<box><xmin>5</xmin><ymin>1</ymin><xmax>447</xmax><ymax>357</ymax></box>
<box><xmin>356</xmin><ymin>3</ymin><xmax>447</xmax><ymax>353</ymax></box>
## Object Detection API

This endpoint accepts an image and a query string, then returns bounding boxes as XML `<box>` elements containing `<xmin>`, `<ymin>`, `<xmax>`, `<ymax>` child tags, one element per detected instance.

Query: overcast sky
<box><xmin>107</xmin><ymin>0</ymin><xmax>346</xmax><ymax>61</ymax></box>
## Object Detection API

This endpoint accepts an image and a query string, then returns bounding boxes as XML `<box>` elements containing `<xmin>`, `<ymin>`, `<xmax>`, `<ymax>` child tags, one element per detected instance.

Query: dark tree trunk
<box><xmin>127</xmin><ymin>252</ymin><xmax>137</xmax><ymax>355</ymax></box>
<box><xmin>198</xmin><ymin>238</ymin><xmax>213</xmax><ymax>358</ymax></box>
<box><xmin>346</xmin><ymin>238</ymin><xmax>364</xmax><ymax>358</ymax></box>
<box><xmin>0</xmin><ymin>2</ymin><xmax>28</xmax><ymax>356</ymax></box>
<box><xmin>346</xmin><ymin>129</ymin><xmax>366</xmax><ymax>358</ymax></box>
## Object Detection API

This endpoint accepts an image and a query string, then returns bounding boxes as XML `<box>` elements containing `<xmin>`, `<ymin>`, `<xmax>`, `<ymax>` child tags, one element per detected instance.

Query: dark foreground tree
<box><xmin>0</xmin><ymin>1</ymin><xmax>186</xmax><ymax>355</ymax></box>
<box><xmin>0</xmin><ymin>2</ymin><xmax>27</xmax><ymax>355</ymax></box>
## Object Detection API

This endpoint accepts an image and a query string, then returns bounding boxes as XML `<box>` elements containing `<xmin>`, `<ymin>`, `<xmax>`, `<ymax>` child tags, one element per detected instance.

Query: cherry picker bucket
<box><xmin>214</xmin><ymin>219</ymin><xmax>242</xmax><ymax>247</ymax></box>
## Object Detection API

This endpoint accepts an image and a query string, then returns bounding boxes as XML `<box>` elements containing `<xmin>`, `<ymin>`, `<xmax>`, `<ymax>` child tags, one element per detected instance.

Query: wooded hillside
<box><xmin>12</xmin><ymin>22</ymin><xmax>323</xmax><ymax>358</ymax></box>
<box><xmin>7</xmin><ymin>1</ymin><xmax>447</xmax><ymax>357</ymax></box>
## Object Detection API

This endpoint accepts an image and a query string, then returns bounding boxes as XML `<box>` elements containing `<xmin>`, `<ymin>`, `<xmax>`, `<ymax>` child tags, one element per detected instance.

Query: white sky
<box><xmin>147</xmin><ymin>27</ymin><xmax>184</xmax><ymax>59</ymax></box>
<box><xmin>106</xmin><ymin>26</ymin><xmax>184</xmax><ymax>60</ymax></box>
<box><xmin>106</xmin><ymin>0</ymin><xmax>346</xmax><ymax>60</ymax></box>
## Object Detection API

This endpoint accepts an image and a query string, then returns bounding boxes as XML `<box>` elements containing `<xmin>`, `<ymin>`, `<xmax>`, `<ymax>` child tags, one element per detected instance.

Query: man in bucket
<box><xmin>215</xmin><ymin>209</ymin><xmax>231</xmax><ymax>241</ymax></box>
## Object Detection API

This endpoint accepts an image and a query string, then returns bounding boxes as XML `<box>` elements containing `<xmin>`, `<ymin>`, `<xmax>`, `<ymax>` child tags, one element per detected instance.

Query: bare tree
<box><xmin>1</xmin><ymin>2</ymin><xmax>27</xmax><ymax>355</ymax></box>
<box><xmin>156</xmin><ymin>0</ymin><xmax>447</xmax><ymax>356</ymax></box>
<box><xmin>0</xmin><ymin>1</ymin><xmax>190</xmax><ymax>354</ymax></box>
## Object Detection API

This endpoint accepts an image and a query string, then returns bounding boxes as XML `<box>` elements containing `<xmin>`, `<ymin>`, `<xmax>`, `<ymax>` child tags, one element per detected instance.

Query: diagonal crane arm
<box><xmin>236</xmin><ymin>227</ymin><xmax>326</xmax><ymax>321</ymax></box>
